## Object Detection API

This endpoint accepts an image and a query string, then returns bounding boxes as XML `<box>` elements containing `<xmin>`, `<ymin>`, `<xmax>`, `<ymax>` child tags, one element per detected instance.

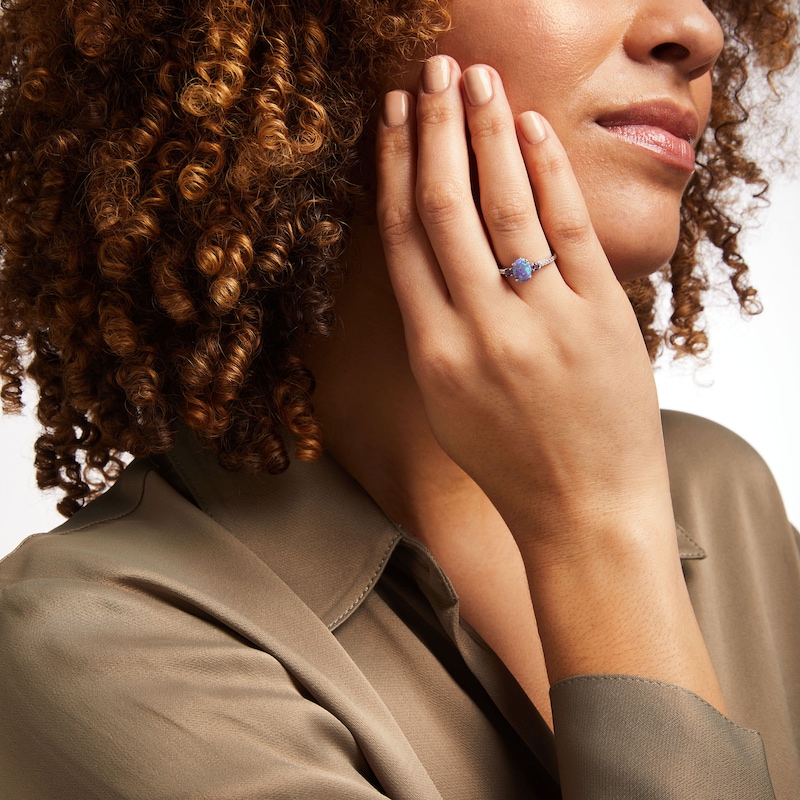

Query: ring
<box><xmin>499</xmin><ymin>254</ymin><xmax>557</xmax><ymax>282</ymax></box>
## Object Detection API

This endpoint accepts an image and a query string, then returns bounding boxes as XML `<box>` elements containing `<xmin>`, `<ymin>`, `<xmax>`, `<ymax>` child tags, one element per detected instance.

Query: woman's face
<box><xmin>409</xmin><ymin>0</ymin><xmax>724</xmax><ymax>280</ymax></box>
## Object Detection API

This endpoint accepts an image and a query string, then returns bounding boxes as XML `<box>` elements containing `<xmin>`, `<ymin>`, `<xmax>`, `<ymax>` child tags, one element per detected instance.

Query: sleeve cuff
<box><xmin>550</xmin><ymin>674</ymin><xmax>775</xmax><ymax>799</ymax></box>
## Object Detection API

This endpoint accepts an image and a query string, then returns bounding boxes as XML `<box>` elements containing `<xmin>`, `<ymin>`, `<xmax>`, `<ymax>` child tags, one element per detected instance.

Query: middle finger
<box><xmin>414</xmin><ymin>56</ymin><xmax>500</xmax><ymax>307</ymax></box>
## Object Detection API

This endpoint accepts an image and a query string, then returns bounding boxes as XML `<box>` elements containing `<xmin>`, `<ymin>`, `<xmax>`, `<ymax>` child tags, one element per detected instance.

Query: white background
<box><xmin>1</xmin><ymin>107</ymin><xmax>798</xmax><ymax>559</ymax></box>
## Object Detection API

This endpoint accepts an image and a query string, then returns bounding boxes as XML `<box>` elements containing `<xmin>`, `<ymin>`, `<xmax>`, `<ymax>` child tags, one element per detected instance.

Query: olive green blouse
<box><xmin>0</xmin><ymin>411</ymin><xmax>798</xmax><ymax>799</ymax></box>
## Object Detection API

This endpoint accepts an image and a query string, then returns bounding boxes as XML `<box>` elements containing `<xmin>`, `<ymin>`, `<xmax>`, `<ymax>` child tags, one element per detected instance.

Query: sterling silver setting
<box><xmin>499</xmin><ymin>254</ymin><xmax>557</xmax><ymax>282</ymax></box>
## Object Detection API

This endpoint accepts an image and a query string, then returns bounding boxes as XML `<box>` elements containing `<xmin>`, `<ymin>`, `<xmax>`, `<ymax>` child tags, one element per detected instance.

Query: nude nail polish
<box><xmin>464</xmin><ymin>67</ymin><xmax>493</xmax><ymax>106</ymax></box>
<box><xmin>423</xmin><ymin>56</ymin><xmax>450</xmax><ymax>94</ymax></box>
<box><xmin>519</xmin><ymin>111</ymin><xmax>547</xmax><ymax>144</ymax></box>
<box><xmin>384</xmin><ymin>91</ymin><xmax>410</xmax><ymax>127</ymax></box>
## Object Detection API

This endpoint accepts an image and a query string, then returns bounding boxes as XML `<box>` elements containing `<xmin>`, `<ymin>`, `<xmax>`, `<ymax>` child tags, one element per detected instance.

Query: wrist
<box><xmin>515</xmin><ymin>512</ymin><xmax>726</xmax><ymax>712</ymax></box>
<box><xmin>500</xmin><ymin>482</ymin><xmax>678</xmax><ymax>569</ymax></box>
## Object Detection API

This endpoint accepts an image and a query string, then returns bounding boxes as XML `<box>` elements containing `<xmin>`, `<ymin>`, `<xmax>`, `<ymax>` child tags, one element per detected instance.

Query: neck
<box><xmin>304</xmin><ymin>220</ymin><xmax>553</xmax><ymax>727</ymax></box>
<box><xmin>305</xmin><ymin>220</ymin><xmax>503</xmax><ymax>549</ymax></box>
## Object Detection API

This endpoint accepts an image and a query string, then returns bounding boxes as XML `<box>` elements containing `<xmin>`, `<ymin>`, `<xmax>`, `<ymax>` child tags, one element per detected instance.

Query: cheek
<box><xmin>553</xmin><ymin>126</ymin><xmax>691</xmax><ymax>280</ymax></box>
<box><xmin>439</xmin><ymin>3</ymin><xmax>605</xmax><ymax>115</ymax></box>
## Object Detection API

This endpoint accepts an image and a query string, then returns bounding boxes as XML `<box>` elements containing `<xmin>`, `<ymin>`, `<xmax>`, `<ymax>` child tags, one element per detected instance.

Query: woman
<box><xmin>0</xmin><ymin>0</ymin><xmax>798</xmax><ymax>797</ymax></box>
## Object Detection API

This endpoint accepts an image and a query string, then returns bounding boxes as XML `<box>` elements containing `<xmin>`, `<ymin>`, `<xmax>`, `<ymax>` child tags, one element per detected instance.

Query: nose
<box><xmin>624</xmin><ymin>0</ymin><xmax>725</xmax><ymax>79</ymax></box>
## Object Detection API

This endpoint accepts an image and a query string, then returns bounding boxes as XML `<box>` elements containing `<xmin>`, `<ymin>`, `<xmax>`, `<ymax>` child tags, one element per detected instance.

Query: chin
<box><xmin>603</xmin><ymin>240</ymin><xmax>676</xmax><ymax>282</ymax></box>
<box><xmin>592</xmin><ymin>204</ymin><xmax>682</xmax><ymax>282</ymax></box>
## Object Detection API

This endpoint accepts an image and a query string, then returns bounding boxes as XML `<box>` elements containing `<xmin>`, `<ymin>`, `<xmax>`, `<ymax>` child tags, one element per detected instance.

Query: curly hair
<box><xmin>0</xmin><ymin>0</ymin><xmax>796</xmax><ymax>516</ymax></box>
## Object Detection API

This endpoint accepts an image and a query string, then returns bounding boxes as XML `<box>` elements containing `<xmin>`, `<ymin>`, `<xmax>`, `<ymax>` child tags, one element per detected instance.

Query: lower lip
<box><xmin>600</xmin><ymin>124</ymin><xmax>697</xmax><ymax>173</ymax></box>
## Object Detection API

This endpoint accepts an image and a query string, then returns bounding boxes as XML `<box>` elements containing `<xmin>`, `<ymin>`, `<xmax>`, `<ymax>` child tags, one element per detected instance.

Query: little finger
<box><xmin>516</xmin><ymin>112</ymin><xmax>614</xmax><ymax>297</ymax></box>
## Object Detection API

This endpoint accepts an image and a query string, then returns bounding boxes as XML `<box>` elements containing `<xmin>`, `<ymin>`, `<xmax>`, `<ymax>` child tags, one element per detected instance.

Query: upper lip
<box><xmin>595</xmin><ymin>102</ymin><xmax>700</xmax><ymax>146</ymax></box>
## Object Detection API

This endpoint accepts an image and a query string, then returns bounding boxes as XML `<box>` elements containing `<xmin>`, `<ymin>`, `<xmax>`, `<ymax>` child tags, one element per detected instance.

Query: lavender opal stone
<box><xmin>511</xmin><ymin>257</ymin><xmax>533</xmax><ymax>282</ymax></box>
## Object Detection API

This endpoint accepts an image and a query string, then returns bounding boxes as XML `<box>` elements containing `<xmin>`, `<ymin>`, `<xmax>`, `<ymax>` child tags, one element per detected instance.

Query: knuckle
<box><xmin>417</xmin><ymin>101</ymin><xmax>461</xmax><ymax>129</ymax></box>
<box><xmin>529</xmin><ymin>147</ymin><xmax>569</xmax><ymax>182</ymax></box>
<box><xmin>377</xmin><ymin>200</ymin><xmax>418</xmax><ymax>247</ymax></box>
<box><xmin>549</xmin><ymin>211</ymin><xmax>593</xmax><ymax>247</ymax></box>
<box><xmin>478</xmin><ymin>328</ymin><xmax>527</xmax><ymax>371</ymax></box>
<box><xmin>416</xmin><ymin>341</ymin><xmax>451</xmax><ymax>376</ymax></box>
<box><xmin>377</xmin><ymin>128</ymin><xmax>413</xmax><ymax>162</ymax></box>
<box><xmin>414</xmin><ymin>330</ymin><xmax>472</xmax><ymax>381</ymax></box>
<box><xmin>481</xmin><ymin>193</ymin><xmax>532</xmax><ymax>234</ymax></box>
<box><xmin>417</xmin><ymin>180</ymin><xmax>467</xmax><ymax>225</ymax></box>
<box><xmin>469</xmin><ymin>112</ymin><xmax>511</xmax><ymax>144</ymax></box>
<box><xmin>413</xmin><ymin>342</ymin><xmax>461</xmax><ymax>390</ymax></box>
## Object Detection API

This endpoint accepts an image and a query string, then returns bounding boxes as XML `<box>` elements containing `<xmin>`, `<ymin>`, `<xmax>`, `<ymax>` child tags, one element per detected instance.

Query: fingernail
<box><xmin>464</xmin><ymin>67</ymin><xmax>493</xmax><ymax>106</ymax></box>
<box><xmin>519</xmin><ymin>111</ymin><xmax>547</xmax><ymax>144</ymax></box>
<box><xmin>384</xmin><ymin>91</ymin><xmax>410</xmax><ymax>127</ymax></box>
<box><xmin>423</xmin><ymin>56</ymin><xmax>450</xmax><ymax>94</ymax></box>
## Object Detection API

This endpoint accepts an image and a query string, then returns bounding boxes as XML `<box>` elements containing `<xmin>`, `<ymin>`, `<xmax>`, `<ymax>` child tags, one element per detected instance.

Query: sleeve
<box><xmin>0</xmin><ymin>575</ymin><xmax>389</xmax><ymax>800</ymax></box>
<box><xmin>550</xmin><ymin>674</ymin><xmax>776</xmax><ymax>800</ymax></box>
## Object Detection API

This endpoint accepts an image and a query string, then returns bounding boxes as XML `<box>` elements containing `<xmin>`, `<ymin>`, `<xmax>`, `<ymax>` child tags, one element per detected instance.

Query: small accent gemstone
<box><xmin>511</xmin><ymin>257</ymin><xmax>533</xmax><ymax>282</ymax></box>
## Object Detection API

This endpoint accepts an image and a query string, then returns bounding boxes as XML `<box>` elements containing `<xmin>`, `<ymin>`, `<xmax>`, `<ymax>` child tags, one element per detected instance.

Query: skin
<box><xmin>305</xmin><ymin>0</ymin><xmax>727</xmax><ymax>728</ymax></box>
<box><xmin>413</xmin><ymin>0</ymin><xmax>723</xmax><ymax>277</ymax></box>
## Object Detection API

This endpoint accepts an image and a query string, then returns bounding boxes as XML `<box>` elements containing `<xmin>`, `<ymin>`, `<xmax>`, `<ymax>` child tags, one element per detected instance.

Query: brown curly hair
<box><xmin>0</xmin><ymin>0</ymin><xmax>796</xmax><ymax>516</ymax></box>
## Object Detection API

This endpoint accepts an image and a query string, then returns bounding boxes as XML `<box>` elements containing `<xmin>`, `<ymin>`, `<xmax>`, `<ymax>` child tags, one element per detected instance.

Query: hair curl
<box><xmin>0</xmin><ymin>0</ymin><xmax>796</xmax><ymax>515</ymax></box>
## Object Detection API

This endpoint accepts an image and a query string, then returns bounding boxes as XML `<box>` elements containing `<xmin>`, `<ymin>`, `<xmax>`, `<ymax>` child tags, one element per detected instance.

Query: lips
<box><xmin>596</xmin><ymin>102</ymin><xmax>700</xmax><ymax>172</ymax></box>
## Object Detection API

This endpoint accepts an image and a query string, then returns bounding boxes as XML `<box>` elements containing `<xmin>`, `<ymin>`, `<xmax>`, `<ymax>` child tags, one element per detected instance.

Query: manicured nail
<box><xmin>384</xmin><ymin>91</ymin><xmax>410</xmax><ymax>127</ymax></box>
<box><xmin>464</xmin><ymin>67</ymin><xmax>493</xmax><ymax>106</ymax></box>
<box><xmin>423</xmin><ymin>56</ymin><xmax>450</xmax><ymax>94</ymax></box>
<box><xmin>519</xmin><ymin>111</ymin><xmax>547</xmax><ymax>144</ymax></box>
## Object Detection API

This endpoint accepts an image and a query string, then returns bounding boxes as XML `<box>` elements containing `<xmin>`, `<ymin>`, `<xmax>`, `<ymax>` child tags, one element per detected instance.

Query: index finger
<box><xmin>376</xmin><ymin>90</ymin><xmax>449</xmax><ymax>329</ymax></box>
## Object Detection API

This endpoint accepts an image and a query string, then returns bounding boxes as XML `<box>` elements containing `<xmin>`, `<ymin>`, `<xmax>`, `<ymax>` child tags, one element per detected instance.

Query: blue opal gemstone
<box><xmin>511</xmin><ymin>257</ymin><xmax>533</xmax><ymax>282</ymax></box>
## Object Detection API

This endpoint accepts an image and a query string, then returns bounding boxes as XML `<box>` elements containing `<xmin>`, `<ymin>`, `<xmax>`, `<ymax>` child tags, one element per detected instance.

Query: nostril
<box><xmin>651</xmin><ymin>42</ymin><xmax>692</xmax><ymax>62</ymax></box>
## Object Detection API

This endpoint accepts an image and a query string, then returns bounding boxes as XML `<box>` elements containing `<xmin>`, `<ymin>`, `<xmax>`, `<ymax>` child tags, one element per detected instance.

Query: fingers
<box><xmin>461</xmin><ymin>65</ymin><xmax>562</xmax><ymax>298</ymax></box>
<box><xmin>412</xmin><ymin>57</ymin><xmax>501</xmax><ymax>306</ymax></box>
<box><xmin>377</xmin><ymin>55</ymin><xmax>616</xmax><ymax>329</ymax></box>
<box><xmin>376</xmin><ymin>89</ymin><xmax>449</xmax><ymax>333</ymax></box>
<box><xmin>515</xmin><ymin>111</ymin><xmax>613</xmax><ymax>296</ymax></box>
<box><xmin>461</xmin><ymin>63</ymin><xmax>612</xmax><ymax>298</ymax></box>
<box><xmin>377</xmin><ymin>57</ymin><xmax>506</xmax><ymax>322</ymax></box>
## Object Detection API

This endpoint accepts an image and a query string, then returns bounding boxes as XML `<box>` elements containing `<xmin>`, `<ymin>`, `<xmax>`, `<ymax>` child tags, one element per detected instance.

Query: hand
<box><xmin>376</xmin><ymin>56</ymin><xmax>726</xmax><ymax>708</ymax></box>
<box><xmin>376</xmin><ymin>56</ymin><xmax>671</xmax><ymax>553</ymax></box>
